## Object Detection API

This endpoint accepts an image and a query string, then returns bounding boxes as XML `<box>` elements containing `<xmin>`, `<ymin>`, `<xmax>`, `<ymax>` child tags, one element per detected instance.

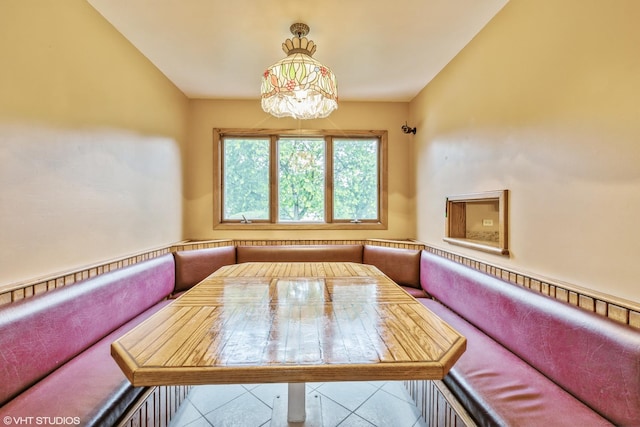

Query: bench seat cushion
<box><xmin>0</xmin><ymin>300</ymin><xmax>171</xmax><ymax>427</ymax></box>
<box><xmin>418</xmin><ymin>298</ymin><xmax>613</xmax><ymax>427</ymax></box>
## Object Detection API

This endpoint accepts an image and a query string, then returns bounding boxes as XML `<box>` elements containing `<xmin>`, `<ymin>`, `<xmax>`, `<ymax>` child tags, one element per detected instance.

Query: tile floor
<box><xmin>170</xmin><ymin>381</ymin><xmax>427</xmax><ymax>427</ymax></box>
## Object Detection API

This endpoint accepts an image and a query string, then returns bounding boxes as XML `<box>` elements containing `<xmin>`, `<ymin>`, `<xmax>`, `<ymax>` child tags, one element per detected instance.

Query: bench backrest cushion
<box><xmin>0</xmin><ymin>254</ymin><xmax>175</xmax><ymax>406</ymax></box>
<box><xmin>363</xmin><ymin>245</ymin><xmax>422</xmax><ymax>289</ymax></box>
<box><xmin>173</xmin><ymin>246</ymin><xmax>237</xmax><ymax>292</ymax></box>
<box><xmin>236</xmin><ymin>245</ymin><xmax>363</xmax><ymax>263</ymax></box>
<box><xmin>420</xmin><ymin>251</ymin><xmax>640</xmax><ymax>426</ymax></box>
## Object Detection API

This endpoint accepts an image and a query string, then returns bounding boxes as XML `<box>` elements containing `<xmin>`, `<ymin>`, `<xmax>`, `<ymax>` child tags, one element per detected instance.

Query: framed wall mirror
<box><xmin>444</xmin><ymin>190</ymin><xmax>509</xmax><ymax>256</ymax></box>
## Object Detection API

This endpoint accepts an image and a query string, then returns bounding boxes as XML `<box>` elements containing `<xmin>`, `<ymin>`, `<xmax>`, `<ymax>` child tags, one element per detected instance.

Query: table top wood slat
<box><xmin>112</xmin><ymin>262</ymin><xmax>466</xmax><ymax>386</ymax></box>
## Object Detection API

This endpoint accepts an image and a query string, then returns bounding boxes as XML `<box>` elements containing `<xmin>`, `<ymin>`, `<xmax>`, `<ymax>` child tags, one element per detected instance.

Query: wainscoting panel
<box><xmin>117</xmin><ymin>385</ymin><xmax>191</xmax><ymax>427</ymax></box>
<box><xmin>404</xmin><ymin>380</ymin><xmax>476</xmax><ymax>427</ymax></box>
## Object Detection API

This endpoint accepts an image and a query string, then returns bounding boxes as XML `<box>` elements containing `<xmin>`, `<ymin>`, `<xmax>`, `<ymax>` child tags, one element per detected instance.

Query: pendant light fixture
<box><xmin>261</xmin><ymin>23</ymin><xmax>338</xmax><ymax>120</ymax></box>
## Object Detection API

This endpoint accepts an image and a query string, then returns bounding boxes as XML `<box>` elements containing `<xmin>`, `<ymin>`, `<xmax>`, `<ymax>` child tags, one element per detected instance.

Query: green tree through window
<box><xmin>333</xmin><ymin>138</ymin><xmax>378</xmax><ymax>221</ymax></box>
<box><xmin>223</xmin><ymin>138</ymin><xmax>269</xmax><ymax>220</ymax></box>
<box><xmin>278</xmin><ymin>138</ymin><xmax>325</xmax><ymax>221</ymax></box>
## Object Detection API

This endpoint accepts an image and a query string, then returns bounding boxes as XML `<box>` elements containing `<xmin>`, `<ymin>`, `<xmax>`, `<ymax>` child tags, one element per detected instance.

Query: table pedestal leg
<box><xmin>287</xmin><ymin>383</ymin><xmax>305</xmax><ymax>422</ymax></box>
<box><xmin>270</xmin><ymin>383</ymin><xmax>322</xmax><ymax>426</ymax></box>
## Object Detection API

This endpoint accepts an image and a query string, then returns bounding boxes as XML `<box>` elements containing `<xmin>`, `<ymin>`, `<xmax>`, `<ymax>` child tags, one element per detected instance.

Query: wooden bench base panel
<box><xmin>117</xmin><ymin>385</ymin><xmax>192</xmax><ymax>427</ymax></box>
<box><xmin>404</xmin><ymin>380</ymin><xmax>476</xmax><ymax>427</ymax></box>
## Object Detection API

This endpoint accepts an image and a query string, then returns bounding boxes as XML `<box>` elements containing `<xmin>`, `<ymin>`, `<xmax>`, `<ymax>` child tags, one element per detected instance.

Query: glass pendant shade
<box><xmin>261</xmin><ymin>26</ymin><xmax>338</xmax><ymax>120</ymax></box>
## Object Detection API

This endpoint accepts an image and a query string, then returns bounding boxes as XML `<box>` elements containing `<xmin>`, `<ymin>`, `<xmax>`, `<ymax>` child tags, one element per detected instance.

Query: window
<box><xmin>214</xmin><ymin>129</ymin><xmax>387</xmax><ymax>229</ymax></box>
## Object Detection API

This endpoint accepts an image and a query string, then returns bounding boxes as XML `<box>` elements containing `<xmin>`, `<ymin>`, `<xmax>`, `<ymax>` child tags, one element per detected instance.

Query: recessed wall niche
<box><xmin>444</xmin><ymin>190</ymin><xmax>509</xmax><ymax>256</ymax></box>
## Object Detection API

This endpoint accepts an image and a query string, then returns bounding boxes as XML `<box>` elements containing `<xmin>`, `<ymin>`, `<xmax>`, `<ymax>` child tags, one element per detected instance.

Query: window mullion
<box><xmin>270</xmin><ymin>135</ymin><xmax>278</xmax><ymax>223</ymax></box>
<box><xmin>325</xmin><ymin>136</ymin><xmax>333</xmax><ymax>223</ymax></box>
<box><xmin>214</xmin><ymin>131</ymin><xmax>223</xmax><ymax>225</ymax></box>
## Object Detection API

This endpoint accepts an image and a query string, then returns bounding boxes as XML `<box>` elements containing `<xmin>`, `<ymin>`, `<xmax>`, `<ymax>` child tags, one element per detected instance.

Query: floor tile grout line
<box><xmin>179</xmin><ymin>400</ymin><xmax>214</xmax><ymax>427</ymax></box>
<box><xmin>336</xmin><ymin>412</ymin><xmax>377</xmax><ymax>427</ymax></box>
<box><xmin>192</xmin><ymin>388</ymin><xmax>255</xmax><ymax>417</ymax></box>
<box><xmin>314</xmin><ymin>389</ymin><xmax>358</xmax><ymax>415</ymax></box>
<box><xmin>330</xmin><ymin>386</ymin><xmax>420</xmax><ymax>427</ymax></box>
<box><xmin>348</xmin><ymin>388</ymin><xmax>382</xmax><ymax>418</ymax></box>
<box><xmin>379</xmin><ymin>385</ymin><xmax>419</xmax><ymax>404</ymax></box>
<box><xmin>247</xmin><ymin>387</ymin><xmax>279</xmax><ymax>410</ymax></box>
<box><xmin>185</xmin><ymin>390</ymin><xmax>215</xmax><ymax>424</ymax></box>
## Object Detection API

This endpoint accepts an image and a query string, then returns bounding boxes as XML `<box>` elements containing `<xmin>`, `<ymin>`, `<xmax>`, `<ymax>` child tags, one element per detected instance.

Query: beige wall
<box><xmin>0</xmin><ymin>0</ymin><xmax>188</xmax><ymax>286</ymax></box>
<box><xmin>185</xmin><ymin>99</ymin><xmax>414</xmax><ymax>241</ymax></box>
<box><xmin>411</xmin><ymin>0</ymin><xmax>640</xmax><ymax>302</ymax></box>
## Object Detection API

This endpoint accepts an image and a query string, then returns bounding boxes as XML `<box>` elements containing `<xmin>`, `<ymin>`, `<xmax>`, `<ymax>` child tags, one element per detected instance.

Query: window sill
<box><xmin>214</xmin><ymin>222</ymin><xmax>387</xmax><ymax>231</ymax></box>
<box><xmin>443</xmin><ymin>237</ymin><xmax>509</xmax><ymax>256</ymax></box>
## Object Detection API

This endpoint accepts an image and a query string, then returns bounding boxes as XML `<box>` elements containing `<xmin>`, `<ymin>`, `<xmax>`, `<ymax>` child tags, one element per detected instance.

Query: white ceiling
<box><xmin>87</xmin><ymin>0</ymin><xmax>508</xmax><ymax>102</ymax></box>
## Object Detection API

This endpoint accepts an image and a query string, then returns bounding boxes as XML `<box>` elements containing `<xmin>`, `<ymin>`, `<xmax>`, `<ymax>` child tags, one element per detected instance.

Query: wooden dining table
<box><xmin>111</xmin><ymin>262</ymin><xmax>466</xmax><ymax>425</ymax></box>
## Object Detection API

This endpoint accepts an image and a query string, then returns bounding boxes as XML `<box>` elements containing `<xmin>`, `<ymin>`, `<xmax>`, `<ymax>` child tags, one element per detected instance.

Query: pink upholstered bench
<box><xmin>415</xmin><ymin>251</ymin><xmax>640</xmax><ymax>426</ymax></box>
<box><xmin>0</xmin><ymin>255</ymin><xmax>176</xmax><ymax>426</ymax></box>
